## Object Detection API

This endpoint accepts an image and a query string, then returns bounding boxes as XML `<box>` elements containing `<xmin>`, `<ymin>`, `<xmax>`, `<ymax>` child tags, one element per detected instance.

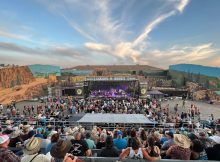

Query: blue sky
<box><xmin>0</xmin><ymin>0</ymin><xmax>219</xmax><ymax>68</ymax></box>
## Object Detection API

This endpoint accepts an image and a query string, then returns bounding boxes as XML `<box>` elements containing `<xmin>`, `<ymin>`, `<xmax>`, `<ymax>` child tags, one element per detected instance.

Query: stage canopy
<box><xmin>77</xmin><ymin>113</ymin><xmax>155</xmax><ymax>124</ymax></box>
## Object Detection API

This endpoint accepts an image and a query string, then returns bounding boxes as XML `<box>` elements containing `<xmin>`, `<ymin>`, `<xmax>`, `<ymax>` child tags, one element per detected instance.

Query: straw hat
<box><xmin>174</xmin><ymin>134</ymin><xmax>191</xmax><ymax>148</ymax></box>
<box><xmin>23</xmin><ymin>137</ymin><xmax>42</xmax><ymax>155</ymax></box>
<box><xmin>23</xmin><ymin>125</ymin><xmax>31</xmax><ymax>132</ymax></box>
<box><xmin>10</xmin><ymin>130</ymin><xmax>21</xmax><ymax>138</ymax></box>
<box><xmin>50</xmin><ymin>140</ymin><xmax>72</xmax><ymax>158</ymax></box>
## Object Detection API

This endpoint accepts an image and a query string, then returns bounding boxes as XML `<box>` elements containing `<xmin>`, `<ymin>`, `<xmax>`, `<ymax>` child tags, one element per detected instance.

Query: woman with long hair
<box><xmin>119</xmin><ymin>137</ymin><xmax>160</xmax><ymax>161</ymax></box>
<box><xmin>146</xmin><ymin>136</ymin><xmax>160</xmax><ymax>157</ymax></box>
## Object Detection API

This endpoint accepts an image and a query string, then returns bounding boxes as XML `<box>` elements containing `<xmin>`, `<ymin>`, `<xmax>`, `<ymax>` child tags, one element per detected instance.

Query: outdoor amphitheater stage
<box><xmin>77</xmin><ymin>113</ymin><xmax>157</xmax><ymax>129</ymax></box>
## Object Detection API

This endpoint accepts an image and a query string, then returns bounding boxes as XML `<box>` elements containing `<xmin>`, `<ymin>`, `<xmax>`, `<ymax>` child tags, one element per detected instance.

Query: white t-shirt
<box><xmin>128</xmin><ymin>147</ymin><xmax>143</xmax><ymax>159</ymax></box>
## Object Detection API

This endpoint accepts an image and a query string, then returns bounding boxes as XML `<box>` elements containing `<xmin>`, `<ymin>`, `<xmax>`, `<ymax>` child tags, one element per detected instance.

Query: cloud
<box><xmin>138</xmin><ymin>43</ymin><xmax>219</xmax><ymax>68</ymax></box>
<box><xmin>0</xmin><ymin>42</ymin><xmax>87</xmax><ymax>62</ymax></box>
<box><xmin>0</xmin><ymin>30</ymin><xmax>31</xmax><ymax>41</ymax></box>
<box><xmin>177</xmin><ymin>0</ymin><xmax>189</xmax><ymax>13</ymax></box>
<box><xmin>84</xmin><ymin>42</ymin><xmax>111</xmax><ymax>52</ymax></box>
<box><xmin>132</xmin><ymin>10</ymin><xmax>176</xmax><ymax>47</ymax></box>
<box><xmin>84</xmin><ymin>0</ymin><xmax>190</xmax><ymax>63</ymax></box>
<box><xmin>61</xmin><ymin>14</ymin><xmax>97</xmax><ymax>42</ymax></box>
<box><xmin>133</xmin><ymin>0</ymin><xmax>189</xmax><ymax>47</ymax></box>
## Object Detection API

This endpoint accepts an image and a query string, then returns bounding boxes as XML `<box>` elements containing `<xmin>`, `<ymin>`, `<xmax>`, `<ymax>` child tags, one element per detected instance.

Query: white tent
<box><xmin>77</xmin><ymin>113</ymin><xmax>155</xmax><ymax>124</ymax></box>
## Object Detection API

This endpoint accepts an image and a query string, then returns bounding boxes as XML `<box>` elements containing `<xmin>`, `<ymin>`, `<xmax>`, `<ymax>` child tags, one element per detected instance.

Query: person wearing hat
<box><xmin>161</xmin><ymin>131</ymin><xmax>174</xmax><ymax>151</ymax></box>
<box><xmin>2</xmin><ymin>126</ymin><xmax>13</xmax><ymax>135</ymax></box>
<box><xmin>206</xmin><ymin>135</ymin><xmax>220</xmax><ymax>160</ymax></box>
<box><xmin>0</xmin><ymin>134</ymin><xmax>20</xmax><ymax>162</ymax></box>
<box><xmin>50</xmin><ymin>139</ymin><xmax>83</xmax><ymax>162</ymax></box>
<box><xmin>9</xmin><ymin>129</ymin><xmax>22</xmax><ymax>148</ymax></box>
<box><xmin>21</xmin><ymin>137</ymin><xmax>50</xmax><ymax>162</ymax></box>
<box><xmin>113</xmin><ymin>130</ymin><xmax>127</xmax><ymax>150</ymax></box>
<box><xmin>34</xmin><ymin>128</ymin><xmax>44</xmax><ymax>138</ymax></box>
<box><xmin>166</xmin><ymin>134</ymin><xmax>191</xmax><ymax>160</ymax></box>
<box><xmin>198</xmin><ymin>131</ymin><xmax>212</xmax><ymax>149</ymax></box>
<box><xmin>21</xmin><ymin>125</ymin><xmax>31</xmax><ymax>142</ymax></box>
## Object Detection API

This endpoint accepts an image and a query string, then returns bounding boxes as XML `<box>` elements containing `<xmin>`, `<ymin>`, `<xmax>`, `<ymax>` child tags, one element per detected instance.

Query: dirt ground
<box><xmin>8</xmin><ymin>98</ymin><xmax>220</xmax><ymax>121</ymax></box>
<box><xmin>161</xmin><ymin>99</ymin><xmax>220</xmax><ymax>120</ymax></box>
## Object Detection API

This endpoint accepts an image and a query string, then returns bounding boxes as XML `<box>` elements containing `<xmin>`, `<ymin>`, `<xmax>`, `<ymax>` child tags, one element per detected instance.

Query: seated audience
<box><xmin>206</xmin><ymin>135</ymin><xmax>220</xmax><ymax>160</ymax></box>
<box><xmin>99</xmin><ymin>136</ymin><xmax>119</xmax><ymax>157</ymax></box>
<box><xmin>166</xmin><ymin>134</ymin><xmax>191</xmax><ymax>160</ymax></box>
<box><xmin>146</xmin><ymin>136</ymin><xmax>160</xmax><ymax>157</ymax></box>
<box><xmin>0</xmin><ymin>134</ymin><xmax>20</xmax><ymax>162</ymax></box>
<box><xmin>50</xmin><ymin>139</ymin><xmax>83</xmax><ymax>162</ymax></box>
<box><xmin>21</xmin><ymin>137</ymin><xmax>50</xmax><ymax>162</ymax></box>
<box><xmin>119</xmin><ymin>137</ymin><xmax>160</xmax><ymax>161</ymax></box>
<box><xmin>69</xmin><ymin>132</ymin><xmax>91</xmax><ymax>156</ymax></box>
<box><xmin>113</xmin><ymin>131</ymin><xmax>127</xmax><ymax>150</ymax></box>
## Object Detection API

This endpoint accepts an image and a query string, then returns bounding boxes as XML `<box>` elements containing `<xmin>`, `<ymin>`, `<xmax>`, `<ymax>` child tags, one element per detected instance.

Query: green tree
<box><xmin>205</xmin><ymin>79</ymin><xmax>209</xmax><ymax>89</ymax></box>
<box><xmin>171</xmin><ymin>80</ymin><xmax>177</xmax><ymax>88</ymax></box>
<box><xmin>183</xmin><ymin>76</ymin><xmax>187</xmax><ymax>86</ymax></box>
<box><xmin>16</xmin><ymin>74</ymin><xmax>21</xmax><ymax>85</ymax></box>
<box><xmin>196</xmin><ymin>73</ymin><xmax>201</xmax><ymax>84</ymax></box>
<box><xmin>10</xmin><ymin>80</ymin><xmax>15</xmax><ymax>88</ymax></box>
<box><xmin>138</xmin><ymin>70</ymin><xmax>144</xmax><ymax>76</ymax></box>
<box><xmin>132</xmin><ymin>71</ymin><xmax>136</xmax><ymax>75</ymax></box>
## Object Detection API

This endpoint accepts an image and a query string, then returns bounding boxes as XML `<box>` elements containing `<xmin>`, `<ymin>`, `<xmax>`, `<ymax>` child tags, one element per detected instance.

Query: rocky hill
<box><xmin>0</xmin><ymin>66</ymin><xmax>35</xmax><ymax>88</ymax></box>
<box><xmin>0</xmin><ymin>78</ymin><xmax>48</xmax><ymax>105</ymax></box>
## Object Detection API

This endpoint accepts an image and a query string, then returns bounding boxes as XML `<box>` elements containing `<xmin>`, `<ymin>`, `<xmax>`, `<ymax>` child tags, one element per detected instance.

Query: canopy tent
<box><xmin>147</xmin><ymin>90</ymin><xmax>164</xmax><ymax>99</ymax></box>
<box><xmin>77</xmin><ymin>113</ymin><xmax>155</xmax><ymax>124</ymax></box>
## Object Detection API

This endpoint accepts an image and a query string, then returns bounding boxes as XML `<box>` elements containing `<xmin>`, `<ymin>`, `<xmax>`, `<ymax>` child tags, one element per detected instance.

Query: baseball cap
<box><xmin>117</xmin><ymin>130</ymin><xmax>123</xmax><ymax>136</ymax></box>
<box><xmin>165</xmin><ymin>131</ymin><xmax>174</xmax><ymax>138</ymax></box>
<box><xmin>0</xmin><ymin>134</ymin><xmax>9</xmax><ymax>144</ymax></box>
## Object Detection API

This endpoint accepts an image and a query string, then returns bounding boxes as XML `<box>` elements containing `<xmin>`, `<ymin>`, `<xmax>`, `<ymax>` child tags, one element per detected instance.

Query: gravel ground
<box><xmin>161</xmin><ymin>99</ymin><xmax>220</xmax><ymax>120</ymax></box>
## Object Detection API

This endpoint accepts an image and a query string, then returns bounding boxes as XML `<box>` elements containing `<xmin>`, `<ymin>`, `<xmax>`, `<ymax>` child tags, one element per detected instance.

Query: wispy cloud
<box><xmin>61</xmin><ymin>14</ymin><xmax>97</xmax><ymax>42</ymax></box>
<box><xmin>138</xmin><ymin>43</ymin><xmax>220</xmax><ymax>68</ymax></box>
<box><xmin>0</xmin><ymin>42</ymin><xmax>88</xmax><ymax>67</ymax></box>
<box><xmin>177</xmin><ymin>0</ymin><xmax>189</xmax><ymax>13</ymax></box>
<box><xmin>85</xmin><ymin>0</ymin><xmax>190</xmax><ymax>63</ymax></box>
<box><xmin>0</xmin><ymin>30</ymin><xmax>31</xmax><ymax>41</ymax></box>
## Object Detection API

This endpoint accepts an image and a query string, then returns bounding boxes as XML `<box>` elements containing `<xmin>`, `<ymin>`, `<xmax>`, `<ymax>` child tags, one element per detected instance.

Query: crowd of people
<box><xmin>0</xmin><ymin>123</ymin><xmax>220</xmax><ymax>162</ymax></box>
<box><xmin>0</xmin><ymin>97</ymin><xmax>207</xmax><ymax>125</ymax></box>
<box><xmin>0</xmin><ymin>96</ymin><xmax>220</xmax><ymax>162</ymax></box>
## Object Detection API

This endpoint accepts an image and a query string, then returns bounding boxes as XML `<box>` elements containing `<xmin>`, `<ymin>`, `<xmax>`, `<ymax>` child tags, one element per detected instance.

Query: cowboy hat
<box><xmin>50</xmin><ymin>139</ymin><xmax>72</xmax><ymax>158</ymax></box>
<box><xmin>10</xmin><ymin>130</ymin><xmax>21</xmax><ymax>138</ymax></box>
<box><xmin>23</xmin><ymin>137</ymin><xmax>42</xmax><ymax>155</ymax></box>
<box><xmin>174</xmin><ymin>134</ymin><xmax>191</xmax><ymax>148</ymax></box>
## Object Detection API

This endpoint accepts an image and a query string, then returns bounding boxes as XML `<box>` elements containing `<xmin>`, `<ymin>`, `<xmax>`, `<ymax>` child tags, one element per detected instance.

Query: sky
<box><xmin>0</xmin><ymin>0</ymin><xmax>220</xmax><ymax>69</ymax></box>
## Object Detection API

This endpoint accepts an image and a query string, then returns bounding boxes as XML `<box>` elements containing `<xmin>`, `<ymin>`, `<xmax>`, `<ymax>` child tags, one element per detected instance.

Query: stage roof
<box><xmin>77</xmin><ymin>113</ymin><xmax>155</xmax><ymax>124</ymax></box>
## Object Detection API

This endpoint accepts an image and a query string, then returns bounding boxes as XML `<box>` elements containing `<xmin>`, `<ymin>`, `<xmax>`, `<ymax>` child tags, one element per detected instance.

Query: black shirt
<box><xmin>206</xmin><ymin>144</ymin><xmax>220</xmax><ymax>161</ymax></box>
<box><xmin>96</xmin><ymin>141</ymin><xmax>106</xmax><ymax>149</ymax></box>
<box><xmin>69</xmin><ymin>139</ymin><xmax>89</xmax><ymax>156</ymax></box>
<box><xmin>99</xmin><ymin>147</ymin><xmax>119</xmax><ymax>157</ymax></box>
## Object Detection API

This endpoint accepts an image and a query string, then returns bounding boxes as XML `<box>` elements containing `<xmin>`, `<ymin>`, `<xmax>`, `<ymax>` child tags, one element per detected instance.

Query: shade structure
<box><xmin>147</xmin><ymin>90</ymin><xmax>164</xmax><ymax>99</ymax></box>
<box><xmin>147</xmin><ymin>90</ymin><xmax>164</xmax><ymax>95</ymax></box>
<box><xmin>77</xmin><ymin>113</ymin><xmax>155</xmax><ymax>124</ymax></box>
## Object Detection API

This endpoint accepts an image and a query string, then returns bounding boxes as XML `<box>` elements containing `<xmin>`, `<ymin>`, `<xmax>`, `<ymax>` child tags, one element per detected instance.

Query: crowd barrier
<box><xmin>80</xmin><ymin>157</ymin><xmax>219</xmax><ymax>162</ymax></box>
<box><xmin>8</xmin><ymin>148</ymin><xmax>219</xmax><ymax>162</ymax></box>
